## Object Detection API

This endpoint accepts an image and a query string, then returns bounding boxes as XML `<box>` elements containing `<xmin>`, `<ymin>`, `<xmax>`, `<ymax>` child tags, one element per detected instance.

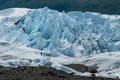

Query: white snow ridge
<box><xmin>0</xmin><ymin>7</ymin><xmax>120</xmax><ymax>78</ymax></box>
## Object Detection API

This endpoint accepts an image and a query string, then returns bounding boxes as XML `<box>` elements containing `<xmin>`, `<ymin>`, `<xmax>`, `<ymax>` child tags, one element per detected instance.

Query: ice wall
<box><xmin>0</xmin><ymin>7</ymin><xmax>120</xmax><ymax>57</ymax></box>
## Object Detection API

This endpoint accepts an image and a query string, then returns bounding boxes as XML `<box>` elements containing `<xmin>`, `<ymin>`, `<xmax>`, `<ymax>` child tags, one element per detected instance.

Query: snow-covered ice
<box><xmin>0</xmin><ymin>7</ymin><xmax>120</xmax><ymax>56</ymax></box>
<box><xmin>0</xmin><ymin>7</ymin><xmax>120</xmax><ymax>78</ymax></box>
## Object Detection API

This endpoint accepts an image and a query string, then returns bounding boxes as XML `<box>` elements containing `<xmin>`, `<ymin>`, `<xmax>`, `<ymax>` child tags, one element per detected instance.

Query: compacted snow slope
<box><xmin>0</xmin><ymin>7</ymin><xmax>120</xmax><ymax>78</ymax></box>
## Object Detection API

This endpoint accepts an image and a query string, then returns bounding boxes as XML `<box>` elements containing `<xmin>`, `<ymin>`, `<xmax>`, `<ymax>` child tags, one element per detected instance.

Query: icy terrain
<box><xmin>0</xmin><ymin>7</ymin><xmax>120</xmax><ymax>78</ymax></box>
<box><xmin>0</xmin><ymin>7</ymin><xmax>120</xmax><ymax>56</ymax></box>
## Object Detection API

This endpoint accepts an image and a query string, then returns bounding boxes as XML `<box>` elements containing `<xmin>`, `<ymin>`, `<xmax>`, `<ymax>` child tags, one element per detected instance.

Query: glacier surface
<box><xmin>0</xmin><ymin>7</ymin><xmax>120</xmax><ymax>57</ymax></box>
<box><xmin>0</xmin><ymin>7</ymin><xmax>120</xmax><ymax>78</ymax></box>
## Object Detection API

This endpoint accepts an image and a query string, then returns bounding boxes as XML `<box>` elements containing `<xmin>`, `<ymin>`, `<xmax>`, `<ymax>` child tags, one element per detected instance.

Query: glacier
<box><xmin>0</xmin><ymin>7</ymin><xmax>120</xmax><ymax>78</ymax></box>
<box><xmin>0</xmin><ymin>7</ymin><xmax>120</xmax><ymax>57</ymax></box>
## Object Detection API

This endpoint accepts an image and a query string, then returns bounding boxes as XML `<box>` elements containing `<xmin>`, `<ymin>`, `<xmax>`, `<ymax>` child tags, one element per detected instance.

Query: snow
<box><xmin>0</xmin><ymin>40</ymin><xmax>47</xmax><ymax>67</ymax></box>
<box><xmin>0</xmin><ymin>40</ymin><xmax>119</xmax><ymax>78</ymax></box>
<box><xmin>0</xmin><ymin>8</ymin><xmax>30</xmax><ymax>19</ymax></box>
<box><xmin>0</xmin><ymin>7</ymin><xmax>120</xmax><ymax>78</ymax></box>
<box><xmin>80</xmin><ymin>52</ymin><xmax>120</xmax><ymax>78</ymax></box>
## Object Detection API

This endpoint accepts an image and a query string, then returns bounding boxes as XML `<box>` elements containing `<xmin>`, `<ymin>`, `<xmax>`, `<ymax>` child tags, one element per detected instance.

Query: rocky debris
<box><xmin>0</xmin><ymin>65</ymin><xmax>119</xmax><ymax>80</ymax></box>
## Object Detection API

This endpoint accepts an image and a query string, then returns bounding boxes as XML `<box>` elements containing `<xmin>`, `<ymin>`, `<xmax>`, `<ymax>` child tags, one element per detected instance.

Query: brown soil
<box><xmin>65</xmin><ymin>64</ymin><xmax>98</xmax><ymax>73</ymax></box>
<box><xmin>0</xmin><ymin>65</ymin><xmax>119</xmax><ymax>80</ymax></box>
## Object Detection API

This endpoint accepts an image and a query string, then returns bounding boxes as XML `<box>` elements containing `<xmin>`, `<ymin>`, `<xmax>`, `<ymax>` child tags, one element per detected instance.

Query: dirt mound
<box><xmin>65</xmin><ymin>64</ymin><xmax>98</xmax><ymax>73</ymax></box>
<box><xmin>0</xmin><ymin>66</ymin><xmax>119</xmax><ymax>80</ymax></box>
